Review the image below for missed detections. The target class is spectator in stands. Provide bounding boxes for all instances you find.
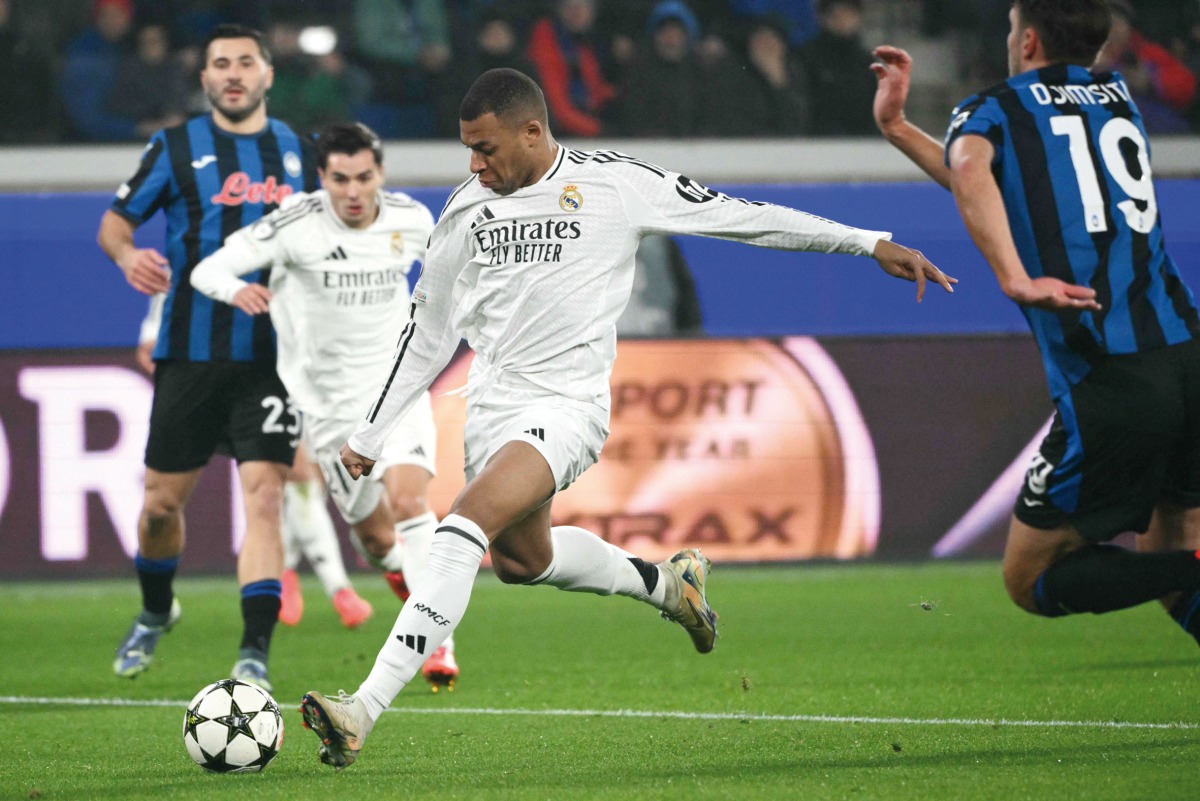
[108,23,189,138]
[352,0,450,109]
[61,0,139,141]
[0,0,60,142]
[445,0,541,57]
[799,0,878,136]
[265,20,370,135]
[1094,0,1197,134]
[1123,0,1199,61]
[729,0,818,47]
[615,0,703,137]
[435,11,535,138]
[701,14,812,137]
[527,0,617,138]
[140,0,267,49]
[921,0,1010,88]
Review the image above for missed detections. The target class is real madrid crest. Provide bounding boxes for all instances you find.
[390,232,404,256]
[559,184,582,212]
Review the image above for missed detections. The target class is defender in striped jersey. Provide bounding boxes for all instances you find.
[873,0,1200,642]
[99,24,318,692]
[191,122,461,690]
[298,68,956,769]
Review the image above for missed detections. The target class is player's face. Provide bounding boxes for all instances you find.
[201,37,273,124]
[461,112,541,196]
[320,150,384,229]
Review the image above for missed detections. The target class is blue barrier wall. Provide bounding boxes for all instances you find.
[3,181,1199,348]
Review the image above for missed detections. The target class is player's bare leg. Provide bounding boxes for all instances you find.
[1004,514,1200,618]
[351,498,406,584]
[113,467,201,677]
[1141,503,1200,645]
[231,460,288,691]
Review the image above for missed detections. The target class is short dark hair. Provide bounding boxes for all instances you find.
[459,68,548,127]
[1013,0,1110,67]
[316,122,384,169]
[203,23,271,65]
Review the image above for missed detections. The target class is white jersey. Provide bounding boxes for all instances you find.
[190,189,435,421]
[349,145,890,459]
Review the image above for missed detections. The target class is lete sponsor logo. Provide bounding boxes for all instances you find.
[211,173,294,206]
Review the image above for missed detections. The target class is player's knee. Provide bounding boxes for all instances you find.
[389,495,428,522]
[241,477,286,523]
[1002,563,1043,615]
[141,489,185,530]
[490,554,539,585]
[355,527,393,559]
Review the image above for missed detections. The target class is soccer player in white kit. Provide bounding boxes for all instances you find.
[299,69,957,769]
[191,122,460,688]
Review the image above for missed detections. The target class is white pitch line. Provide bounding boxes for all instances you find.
[0,695,1195,731]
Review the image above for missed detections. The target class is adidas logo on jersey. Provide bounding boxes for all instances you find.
[410,445,426,457]
[470,205,495,230]
[324,245,349,261]
[523,427,545,441]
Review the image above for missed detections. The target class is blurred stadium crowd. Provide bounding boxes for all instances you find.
[2,0,1198,145]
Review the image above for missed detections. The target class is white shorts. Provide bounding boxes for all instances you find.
[303,392,437,524]
[463,391,609,492]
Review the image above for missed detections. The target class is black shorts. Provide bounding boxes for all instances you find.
[1015,338,1200,541]
[145,360,299,472]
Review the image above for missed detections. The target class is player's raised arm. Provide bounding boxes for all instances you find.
[948,135,1097,311]
[871,45,953,190]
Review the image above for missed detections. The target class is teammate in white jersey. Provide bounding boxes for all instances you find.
[299,69,957,769]
[191,122,460,689]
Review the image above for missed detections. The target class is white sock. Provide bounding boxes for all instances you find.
[284,480,349,597]
[395,511,454,651]
[356,514,487,719]
[529,526,667,607]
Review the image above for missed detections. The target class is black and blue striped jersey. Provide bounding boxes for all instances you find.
[945,64,1200,400]
[111,115,319,363]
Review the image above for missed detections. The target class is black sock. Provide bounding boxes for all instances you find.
[1169,590,1200,647]
[1035,545,1200,617]
[239,580,282,659]
[135,553,178,623]
[627,557,659,595]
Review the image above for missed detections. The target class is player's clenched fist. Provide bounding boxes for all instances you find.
[340,443,376,479]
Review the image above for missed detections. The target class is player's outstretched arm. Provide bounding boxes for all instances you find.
[871,46,952,190]
[948,135,1100,312]
[98,209,170,295]
[872,239,957,302]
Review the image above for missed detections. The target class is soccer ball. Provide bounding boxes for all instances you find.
[182,679,283,773]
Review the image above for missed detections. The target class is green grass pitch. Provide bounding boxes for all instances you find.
[2,561,1197,800]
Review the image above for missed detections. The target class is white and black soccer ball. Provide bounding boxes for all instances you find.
[182,679,283,773]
